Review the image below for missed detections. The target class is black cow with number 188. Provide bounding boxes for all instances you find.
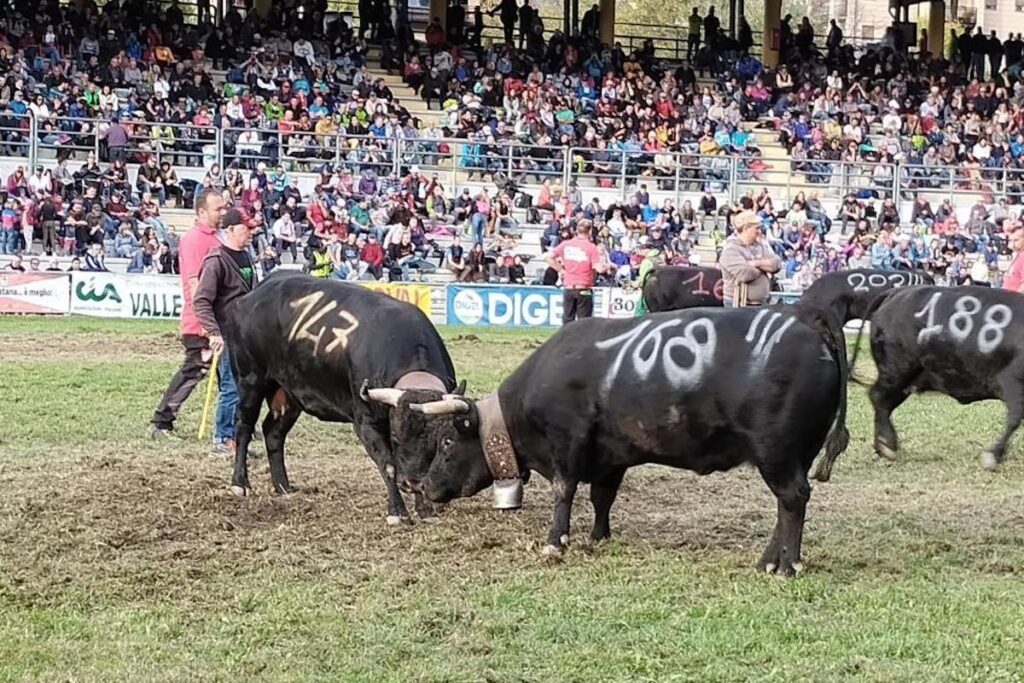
[815,285,1024,480]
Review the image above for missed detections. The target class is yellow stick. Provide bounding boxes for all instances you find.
[197,348,222,441]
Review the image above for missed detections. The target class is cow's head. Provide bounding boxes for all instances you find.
[360,379,468,488]
[407,393,523,509]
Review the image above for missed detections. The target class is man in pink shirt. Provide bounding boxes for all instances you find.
[546,220,606,323]
[149,190,226,439]
[1002,224,1024,293]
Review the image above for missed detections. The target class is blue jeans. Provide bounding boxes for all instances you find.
[1,228,18,254]
[215,348,238,442]
[471,213,487,244]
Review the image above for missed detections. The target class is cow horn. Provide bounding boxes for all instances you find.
[453,380,467,395]
[409,398,471,415]
[365,388,406,407]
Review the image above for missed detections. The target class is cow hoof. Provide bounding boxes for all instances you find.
[230,485,250,498]
[541,544,564,559]
[792,561,805,574]
[386,515,412,526]
[809,461,832,483]
[981,451,1000,471]
[764,562,777,575]
[875,441,898,461]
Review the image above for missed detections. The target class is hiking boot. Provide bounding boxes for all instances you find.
[148,424,181,440]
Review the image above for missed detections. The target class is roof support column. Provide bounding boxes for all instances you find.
[928,0,946,56]
[762,0,781,67]
[598,0,614,45]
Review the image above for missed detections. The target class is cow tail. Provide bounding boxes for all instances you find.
[796,307,849,483]
[848,288,900,386]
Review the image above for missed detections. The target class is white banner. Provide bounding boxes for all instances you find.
[70,272,183,319]
[0,272,70,314]
[602,288,642,319]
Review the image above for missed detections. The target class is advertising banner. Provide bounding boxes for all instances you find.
[0,272,70,314]
[361,282,433,317]
[446,285,563,327]
[70,272,183,319]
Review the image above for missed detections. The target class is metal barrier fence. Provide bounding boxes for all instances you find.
[1,112,1013,208]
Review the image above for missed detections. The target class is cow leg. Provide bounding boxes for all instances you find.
[354,422,412,525]
[757,464,810,577]
[869,379,911,460]
[543,475,579,558]
[230,382,269,497]
[263,403,302,495]
[590,468,626,542]
[981,381,1024,470]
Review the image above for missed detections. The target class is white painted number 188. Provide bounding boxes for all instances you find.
[914,293,1013,354]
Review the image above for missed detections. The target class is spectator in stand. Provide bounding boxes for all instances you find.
[1003,223,1024,292]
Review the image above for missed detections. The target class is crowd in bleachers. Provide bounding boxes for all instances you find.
[0,0,1021,288]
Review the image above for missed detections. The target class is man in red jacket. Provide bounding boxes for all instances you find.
[360,233,385,280]
[1003,222,1024,293]
[149,190,226,439]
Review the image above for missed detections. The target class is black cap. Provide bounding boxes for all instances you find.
[221,208,246,230]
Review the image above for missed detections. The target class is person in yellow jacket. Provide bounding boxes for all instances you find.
[306,242,333,279]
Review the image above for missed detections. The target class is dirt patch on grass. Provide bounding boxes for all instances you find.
[1,443,1021,610]
[0,331,183,362]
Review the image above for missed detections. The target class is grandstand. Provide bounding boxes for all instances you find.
[0,0,1018,288]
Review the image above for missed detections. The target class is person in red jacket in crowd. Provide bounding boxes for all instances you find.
[360,233,385,279]
[425,17,446,52]
[1003,222,1024,293]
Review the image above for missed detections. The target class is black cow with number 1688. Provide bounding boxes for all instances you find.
[403,305,850,577]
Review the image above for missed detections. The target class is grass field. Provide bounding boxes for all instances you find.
[3,317,1024,682]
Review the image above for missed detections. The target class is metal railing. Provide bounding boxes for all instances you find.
[3,111,1019,213]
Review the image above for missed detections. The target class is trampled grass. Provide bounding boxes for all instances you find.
[1,316,1024,682]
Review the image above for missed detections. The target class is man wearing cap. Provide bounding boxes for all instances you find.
[193,209,257,454]
[719,210,780,307]
[149,190,226,440]
[546,219,606,323]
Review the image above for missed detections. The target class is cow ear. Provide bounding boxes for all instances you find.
[453,407,478,436]
[453,380,467,396]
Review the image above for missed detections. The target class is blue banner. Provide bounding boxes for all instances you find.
[446,285,563,327]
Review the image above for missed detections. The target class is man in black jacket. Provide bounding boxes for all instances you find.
[192,208,255,454]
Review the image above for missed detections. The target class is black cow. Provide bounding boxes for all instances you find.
[409,307,849,576]
[225,272,464,524]
[857,285,1024,472]
[641,266,724,312]
[799,269,934,323]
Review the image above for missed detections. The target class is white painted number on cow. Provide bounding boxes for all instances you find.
[914,292,943,343]
[914,293,1013,354]
[979,304,1013,354]
[595,318,717,394]
[288,292,361,356]
[745,309,796,374]
[949,296,982,342]
[848,272,921,293]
